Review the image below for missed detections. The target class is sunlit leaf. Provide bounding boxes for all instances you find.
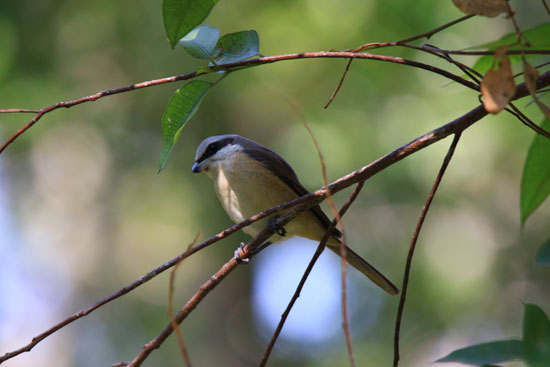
[452,0,508,17]
[436,339,523,365]
[159,80,212,171]
[471,23,550,74]
[480,46,515,114]
[520,119,550,225]
[536,239,550,266]
[163,0,218,49]
[212,30,260,65]
[178,25,220,59]
[523,304,550,366]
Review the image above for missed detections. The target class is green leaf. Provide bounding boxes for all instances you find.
[159,80,212,171]
[536,239,550,266]
[471,22,550,74]
[520,119,550,225]
[211,30,260,65]
[163,0,218,49]
[523,304,550,367]
[178,25,220,59]
[436,339,523,365]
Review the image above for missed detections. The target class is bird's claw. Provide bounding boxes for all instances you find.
[268,216,287,237]
[234,242,249,264]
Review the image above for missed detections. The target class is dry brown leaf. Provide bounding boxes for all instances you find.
[452,0,508,17]
[480,46,515,114]
[535,99,550,120]
[523,59,550,119]
[523,59,539,95]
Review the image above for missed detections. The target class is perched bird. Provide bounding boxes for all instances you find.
[192,134,398,295]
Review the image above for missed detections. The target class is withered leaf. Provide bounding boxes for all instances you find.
[452,0,508,17]
[480,46,515,114]
[523,59,550,119]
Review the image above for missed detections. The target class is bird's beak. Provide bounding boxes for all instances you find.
[192,162,202,173]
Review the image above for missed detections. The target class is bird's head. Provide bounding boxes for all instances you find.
[192,134,243,174]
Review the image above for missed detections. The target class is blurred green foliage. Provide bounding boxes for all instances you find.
[436,304,550,366]
[1,0,549,366]
[521,119,550,225]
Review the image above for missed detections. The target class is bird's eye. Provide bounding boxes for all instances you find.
[207,143,217,152]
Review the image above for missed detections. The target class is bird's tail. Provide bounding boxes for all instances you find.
[327,243,399,295]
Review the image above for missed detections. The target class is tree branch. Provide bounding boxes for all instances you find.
[352,14,476,52]
[0,51,479,154]
[393,133,462,367]
[298,105,354,366]
[259,181,365,367]
[126,189,328,366]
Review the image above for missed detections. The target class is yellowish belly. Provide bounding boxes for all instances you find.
[211,154,325,242]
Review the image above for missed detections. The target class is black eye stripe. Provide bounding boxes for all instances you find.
[197,137,235,163]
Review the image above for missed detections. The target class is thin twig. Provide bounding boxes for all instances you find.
[353,14,475,52]
[507,102,550,138]
[294,102,354,366]
[259,182,365,367]
[168,236,199,367]
[324,15,475,108]
[543,0,550,16]
[413,44,483,84]
[418,48,550,56]
[325,58,353,109]
[0,50,481,154]
[259,243,326,367]
[513,61,550,79]
[504,2,528,47]
[0,109,41,114]
[393,133,462,367]
[0,71,201,154]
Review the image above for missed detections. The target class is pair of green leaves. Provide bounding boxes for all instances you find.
[437,304,550,366]
[159,0,261,171]
[179,25,260,65]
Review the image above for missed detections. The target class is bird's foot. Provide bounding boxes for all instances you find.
[234,242,249,264]
[268,216,287,237]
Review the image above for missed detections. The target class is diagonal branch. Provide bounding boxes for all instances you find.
[392,133,462,367]
[259,181,365,367]
[125,189,330,366]
[298,104,354,365]
[324,58,353,109]
[168,237,199,367]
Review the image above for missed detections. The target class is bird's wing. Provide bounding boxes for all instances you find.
[243,145,341,239]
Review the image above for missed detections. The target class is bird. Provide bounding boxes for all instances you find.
[192,134,399,295]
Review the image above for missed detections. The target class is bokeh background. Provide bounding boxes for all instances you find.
[1,0,549,366]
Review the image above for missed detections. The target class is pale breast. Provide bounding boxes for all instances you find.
[212,153,300,237]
